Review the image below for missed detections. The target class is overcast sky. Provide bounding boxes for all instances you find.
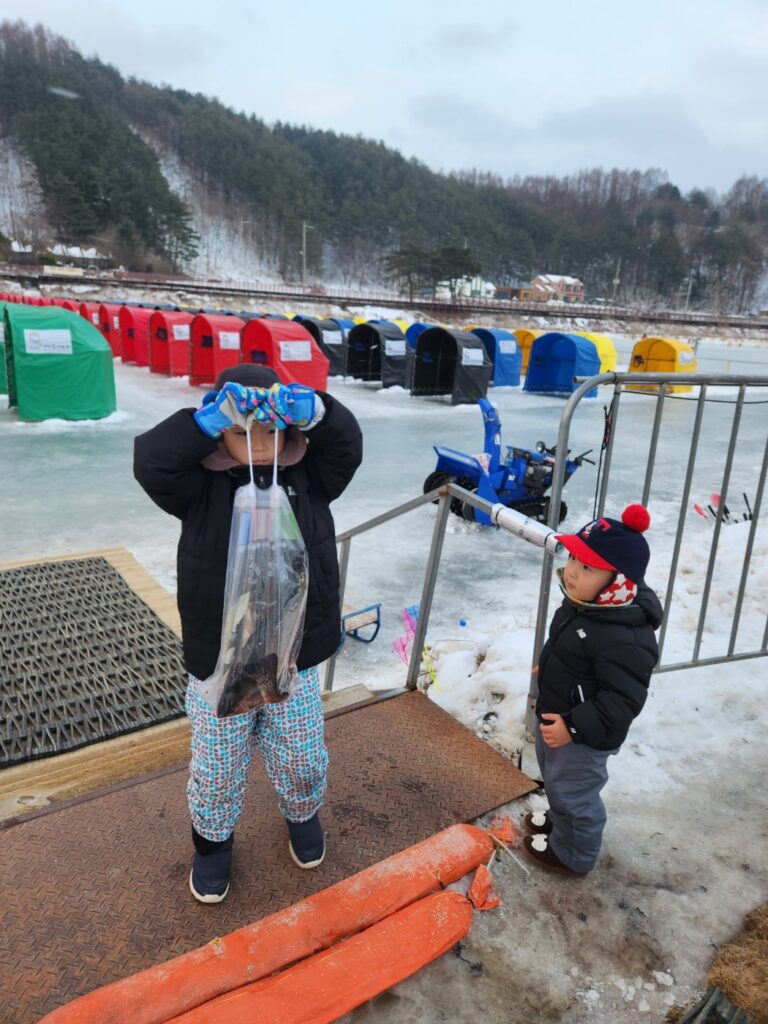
[6,0,767,194]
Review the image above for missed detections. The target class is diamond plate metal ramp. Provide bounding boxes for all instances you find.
[0,690,536,1023]
[0,555,186,767]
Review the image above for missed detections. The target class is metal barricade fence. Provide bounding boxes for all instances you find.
[326,372,768,738]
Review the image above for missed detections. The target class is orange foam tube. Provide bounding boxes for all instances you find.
[167,891,473,1024]
[39,824,493,1024]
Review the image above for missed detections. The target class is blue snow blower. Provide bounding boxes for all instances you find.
[423,398,594,525]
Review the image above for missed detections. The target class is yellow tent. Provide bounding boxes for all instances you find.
[513,329,545,373]
[353,316,367,324]
[393,319,411,333]
[575,332,617,373]
[628,336,697,394]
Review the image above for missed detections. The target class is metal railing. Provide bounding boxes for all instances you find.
[527,371,768,732]
[324,489,560,693]
[326,371,768,742]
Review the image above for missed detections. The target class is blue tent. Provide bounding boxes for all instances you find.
[406,322,431,348]
[469,327,521,387]
[523,333,601,398]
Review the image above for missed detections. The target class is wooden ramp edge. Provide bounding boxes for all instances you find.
[0,548,373,822]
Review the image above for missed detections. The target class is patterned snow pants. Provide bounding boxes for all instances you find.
[185,666,328,843]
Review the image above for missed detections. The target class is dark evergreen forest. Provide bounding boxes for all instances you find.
[1,22,766,311]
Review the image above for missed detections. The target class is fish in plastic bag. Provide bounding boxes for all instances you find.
[198,474,309,718]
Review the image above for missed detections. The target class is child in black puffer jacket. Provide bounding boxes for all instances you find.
[523,504,663,877]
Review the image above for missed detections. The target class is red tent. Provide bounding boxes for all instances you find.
[149,310,195,376]
[240,319,329,390]
[118,307,154,365]
[79,302,102,330]
[98,303,123,357]
[50,298,79,312]
[189,314,245,387]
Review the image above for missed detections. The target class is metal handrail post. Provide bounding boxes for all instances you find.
[524,374,614,736]
[324,536,352,691]
[730,430,768,654]
[406,492,451,689]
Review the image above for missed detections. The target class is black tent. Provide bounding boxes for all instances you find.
[410,327,491,405]
[294,316,346,375]
[346,322,408,386]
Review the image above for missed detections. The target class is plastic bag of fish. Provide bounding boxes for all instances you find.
[198,480,308,717]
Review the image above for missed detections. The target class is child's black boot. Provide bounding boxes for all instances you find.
[287,812,325,869]
[189,827,233,903]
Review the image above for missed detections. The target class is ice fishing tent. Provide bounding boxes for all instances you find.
[575,332,617,373]
[346,322,408,387]
[0,301,7,395]
[513,328,545,374]
[97,303,123,357]
[628,336,697,394]
[523,333,601,398]
[79,302,102,332]
[149,311,195,376]
[3,304,116,420]
[241,318,329,389]
[118,306,154,365]
[411,328,492,405]
[189,314,246,387]
[406,322,431,347]
[467,327,521,387]
[294,315,346,376]
[52,298,79,313]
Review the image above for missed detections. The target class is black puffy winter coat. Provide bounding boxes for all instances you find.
[535,583,663,750]
[133,393,363,680]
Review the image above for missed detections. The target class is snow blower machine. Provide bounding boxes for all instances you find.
[423,398,594,525]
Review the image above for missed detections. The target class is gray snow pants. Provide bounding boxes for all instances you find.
[535,725,619,873]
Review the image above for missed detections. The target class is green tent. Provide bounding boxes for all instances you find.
[4,304,116,420]
[0,301,7,396]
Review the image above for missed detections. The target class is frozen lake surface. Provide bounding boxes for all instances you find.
[1,331,767,1023]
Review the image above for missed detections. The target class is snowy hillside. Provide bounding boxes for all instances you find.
[0,135,53,242]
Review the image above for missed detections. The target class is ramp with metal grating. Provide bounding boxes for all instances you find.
[0,556,186,767]
[1,689,537,1023]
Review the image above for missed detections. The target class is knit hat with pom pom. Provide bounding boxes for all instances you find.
[556,504,652,584]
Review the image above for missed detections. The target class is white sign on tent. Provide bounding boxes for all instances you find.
[23,329,73,355]
[461,348,484,366]
[280,341,312,361]
[218,331,240,350]
[173,324,191,340]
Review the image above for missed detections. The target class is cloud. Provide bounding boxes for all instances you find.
[408,93,520,146]
[436,20,517,52]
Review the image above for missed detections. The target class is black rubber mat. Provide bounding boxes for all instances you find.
[1,690,537,1023]
[0,556,186,767]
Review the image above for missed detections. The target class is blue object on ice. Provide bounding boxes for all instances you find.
[523,333,600,398]
[468,328,522,387]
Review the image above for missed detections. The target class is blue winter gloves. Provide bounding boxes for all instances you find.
[193,382,250,439]
[194,381,318,438]
[257,383,317,429]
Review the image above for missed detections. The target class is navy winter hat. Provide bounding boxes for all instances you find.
[214,364,281,390]
[556,504,652,583]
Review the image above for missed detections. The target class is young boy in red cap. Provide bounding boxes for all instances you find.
[523,504,663,877]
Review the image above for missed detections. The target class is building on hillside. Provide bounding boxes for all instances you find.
[494,282,533,302]
[531,274,585,303]
[46,244,113,269]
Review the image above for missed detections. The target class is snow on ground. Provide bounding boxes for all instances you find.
[1,337,766,1023]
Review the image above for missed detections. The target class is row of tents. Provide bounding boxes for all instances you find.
[0,292,698,420]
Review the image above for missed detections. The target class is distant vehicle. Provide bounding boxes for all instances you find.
[423,398,594,525]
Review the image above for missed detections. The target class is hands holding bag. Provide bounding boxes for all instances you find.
[248,383,318,430]
[194,380,320,438]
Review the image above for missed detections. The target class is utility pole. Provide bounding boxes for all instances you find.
[684,262,695,312]
[301,221,314,289]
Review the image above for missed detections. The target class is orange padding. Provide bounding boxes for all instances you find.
[166,891,473,1024]
[39,824,493,1024]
